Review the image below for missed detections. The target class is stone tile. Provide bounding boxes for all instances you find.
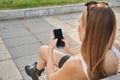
[23,17,47,24]
[112,8,120,13]
[36,32,49,40]
[43,16,65,25]
[65,31,80,44]
[14,54,38,71]
[0,23,25,37]
[23,18,53,29]
[0,25,30,39]
[56,14,72,21]
[23,21,45,29]
[41,39,49,45]
[8,42,40,58]
[22,19,54,35]
[65,34,80,47]
[4,35,38,48]
[43,19,76,32]
[0,19,22,27]
[52,23,77,32]
[68,13,81,19]
[0,31,30,40]
[0,43,11,60]
[65,19,78,27]
[115,40,120,46]
[0,59,23,80]
[43,16,77,32]
[29,23,54,34]
[36,33,50,45]
[21,71,32,80]
[0,24,25,33]
[0,37,3,44]
[116,13,120,27]
[116,34,120,40]
[56,13,79,27]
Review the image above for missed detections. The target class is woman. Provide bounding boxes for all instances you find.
[25,1,120,80]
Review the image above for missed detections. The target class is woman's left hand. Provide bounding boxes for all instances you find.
[49,32,58,50]
[62,38,70,52]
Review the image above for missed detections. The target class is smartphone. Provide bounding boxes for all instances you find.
[53,28,65,48]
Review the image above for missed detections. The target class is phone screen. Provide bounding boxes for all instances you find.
[53,29,64,48]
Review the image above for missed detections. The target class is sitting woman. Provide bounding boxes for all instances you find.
[25,1,120,80]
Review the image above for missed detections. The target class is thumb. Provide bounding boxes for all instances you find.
[54,39,58,44]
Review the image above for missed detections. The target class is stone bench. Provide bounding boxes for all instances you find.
[102,73,120,80]
[39,73,120,80]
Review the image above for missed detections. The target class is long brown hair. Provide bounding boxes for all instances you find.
[81,4,116,79]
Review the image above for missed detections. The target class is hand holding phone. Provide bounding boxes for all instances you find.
[53,28,65,48]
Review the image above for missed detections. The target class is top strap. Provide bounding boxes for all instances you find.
[80,56,90,80]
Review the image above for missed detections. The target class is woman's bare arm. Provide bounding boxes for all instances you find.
[47,56,88,80]
[62,38,79,55]
[47,58,78,80]
[64,48,79,55]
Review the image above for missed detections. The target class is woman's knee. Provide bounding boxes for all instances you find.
[39,45,49,56]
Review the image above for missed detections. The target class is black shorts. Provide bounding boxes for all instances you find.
[58,55,70,68]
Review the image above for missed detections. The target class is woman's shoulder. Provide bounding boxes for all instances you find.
[63,55,88,80]
[66,55,82,68]
[62,55,84,73]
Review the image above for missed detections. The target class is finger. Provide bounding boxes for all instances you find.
[62,37,68,41]
[54,38,58,42]
[63,37,67,40]
[62,39,67,43]
[51,31,54,38]
[50,31,54,40]
[53,39,58,47]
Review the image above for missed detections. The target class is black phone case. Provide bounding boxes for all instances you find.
[53,29,64,48]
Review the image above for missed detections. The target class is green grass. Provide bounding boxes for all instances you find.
[0,0,90,10]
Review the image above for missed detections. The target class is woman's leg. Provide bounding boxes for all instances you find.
[25,45,66,80]
[36,45,66,70]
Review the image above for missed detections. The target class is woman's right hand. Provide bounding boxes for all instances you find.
[49,32,58,50]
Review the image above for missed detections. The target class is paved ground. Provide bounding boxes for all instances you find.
[0,7,120,80]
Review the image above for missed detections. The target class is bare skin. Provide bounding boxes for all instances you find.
[36,45,88,80]
[36,15,120,80]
